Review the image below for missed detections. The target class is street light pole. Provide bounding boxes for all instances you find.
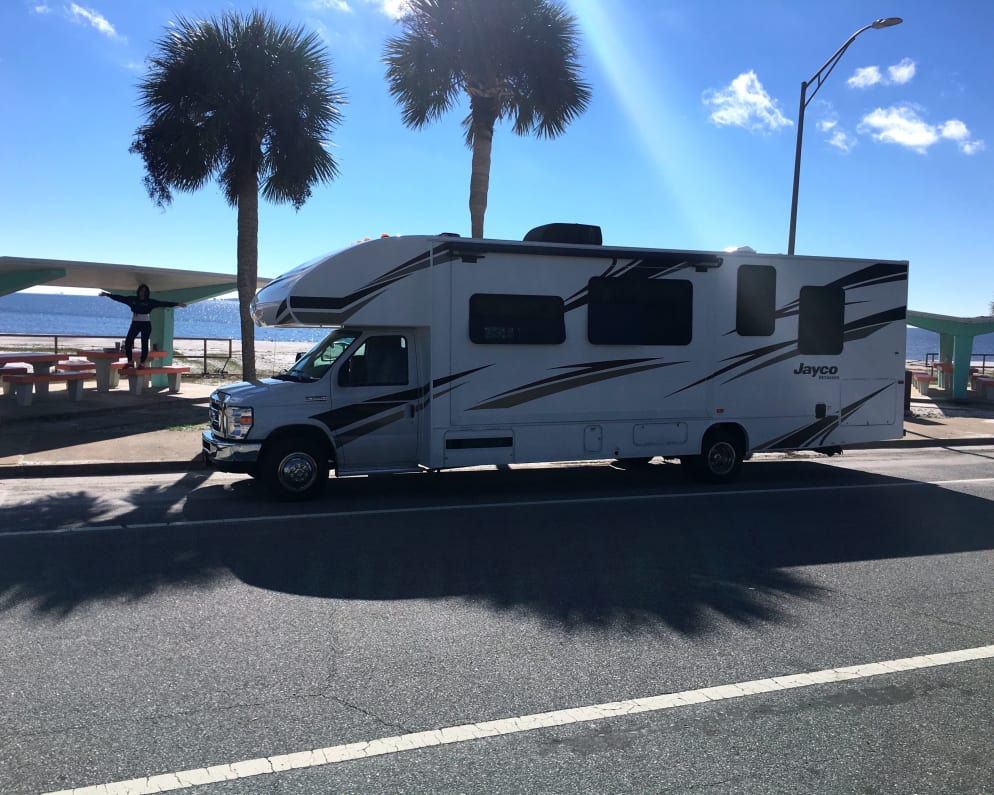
[786,17,902,256]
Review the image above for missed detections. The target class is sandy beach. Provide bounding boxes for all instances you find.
[0,334,312,379]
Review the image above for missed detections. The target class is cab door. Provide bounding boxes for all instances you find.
[330,331,420,473]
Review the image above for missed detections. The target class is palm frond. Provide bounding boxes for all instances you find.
[384,0,589,142]
[384,33,460,129]
[131,9,345,209]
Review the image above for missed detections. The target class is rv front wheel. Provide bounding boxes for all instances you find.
[692,430,744,484]
[261,436,330,501]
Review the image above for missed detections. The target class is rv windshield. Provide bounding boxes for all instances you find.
[274,330,358,382]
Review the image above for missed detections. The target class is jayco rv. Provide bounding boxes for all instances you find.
[202,224,908,499]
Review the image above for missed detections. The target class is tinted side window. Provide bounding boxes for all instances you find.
[798,286,844,355]
[338,335,409,387]
[587,277,692,345]
[736,265,776,336]
[469,293,565,344]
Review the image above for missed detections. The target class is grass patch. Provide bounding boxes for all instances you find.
[166,422,210,432]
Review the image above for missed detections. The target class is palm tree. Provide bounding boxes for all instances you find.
[384,0,590,239]
[130,10,345,380]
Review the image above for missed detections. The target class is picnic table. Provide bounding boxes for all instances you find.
[933,361,954,390]
[76,349,167,391]
[0,352,70,395]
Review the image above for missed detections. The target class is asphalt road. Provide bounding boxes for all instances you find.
[2,447,993,794]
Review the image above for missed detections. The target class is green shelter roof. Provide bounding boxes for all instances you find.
[907,310,994,337]
[0,256,269,303]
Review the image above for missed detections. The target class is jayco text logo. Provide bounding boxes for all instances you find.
[793,363,839,378]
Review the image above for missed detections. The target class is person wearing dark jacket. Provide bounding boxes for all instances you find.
[100,284,186,369]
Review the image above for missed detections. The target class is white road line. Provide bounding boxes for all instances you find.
[4,476,994,539]
[43,643,994,795]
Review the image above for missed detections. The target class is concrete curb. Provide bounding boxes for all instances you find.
[846,437,994,450]
[2,459,208,478]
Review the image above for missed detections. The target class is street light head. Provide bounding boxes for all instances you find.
[871,17,903,29]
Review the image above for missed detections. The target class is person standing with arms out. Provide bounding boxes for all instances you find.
[100,284,186,369]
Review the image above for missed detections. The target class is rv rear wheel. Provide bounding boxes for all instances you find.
[261,436,330,501]
[689,429,743,484]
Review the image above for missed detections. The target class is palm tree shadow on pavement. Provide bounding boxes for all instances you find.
[7,461,994,635]
[224,514,823,635]
[0,464,829,633]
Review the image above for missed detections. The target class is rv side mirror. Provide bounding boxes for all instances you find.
[295,351,305,362]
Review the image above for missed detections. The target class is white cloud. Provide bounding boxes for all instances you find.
[312,0,353,11]
[858,105,984,155]
[848,59,916,89]
[702,71,792,133]
[312,0,407,17]
[351,0,409,18]
[888,57,916,85]
[816,116,855,152]
[32,3,53,13]
[940,120,986,154]
[858,106,938,152]
[381,0,411,18]
[939,119,968,141]
[826,129,857,152]
[68,3,122,40]
[847,66,882,89]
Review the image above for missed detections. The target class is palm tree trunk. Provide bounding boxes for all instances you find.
[469,96,497,239]
[236,174,259,381]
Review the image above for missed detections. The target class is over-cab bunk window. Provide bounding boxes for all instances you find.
[798,285,845,355]
[587,277,692,345]
[736,265,776,336]
[469,293,566,344]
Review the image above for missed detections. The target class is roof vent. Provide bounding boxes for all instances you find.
[523,223,602,246]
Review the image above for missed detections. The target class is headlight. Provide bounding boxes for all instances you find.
[221,402,254,440]
[210,391,254,440]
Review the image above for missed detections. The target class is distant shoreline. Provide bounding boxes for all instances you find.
[0,334,309,378]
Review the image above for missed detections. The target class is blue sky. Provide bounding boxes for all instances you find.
[1,0,991,315]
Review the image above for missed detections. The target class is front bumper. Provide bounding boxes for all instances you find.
[202,430,263,472]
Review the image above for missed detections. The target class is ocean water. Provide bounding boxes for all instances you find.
[0,293,323,343]
[1,293,993,362]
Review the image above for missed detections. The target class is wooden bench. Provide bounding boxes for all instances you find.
[58,360,98,373]
[107,360,129,389]
[910,372,933,394]
[1,365,29,397]
[125,365,191,395]
[974,375,994,400]
[4,372,91,406]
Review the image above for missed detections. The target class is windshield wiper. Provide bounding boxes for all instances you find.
[272,372,318,383]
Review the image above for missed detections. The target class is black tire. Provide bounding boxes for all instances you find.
[261,436,330,501]
[693,429,744,484]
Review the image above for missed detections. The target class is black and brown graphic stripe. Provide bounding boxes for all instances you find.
[669,305,907,398]
[469,358,685,410]
[756,382,896,450]
[308,366,489,446]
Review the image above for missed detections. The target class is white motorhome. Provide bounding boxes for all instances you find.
[202,224,908,499]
